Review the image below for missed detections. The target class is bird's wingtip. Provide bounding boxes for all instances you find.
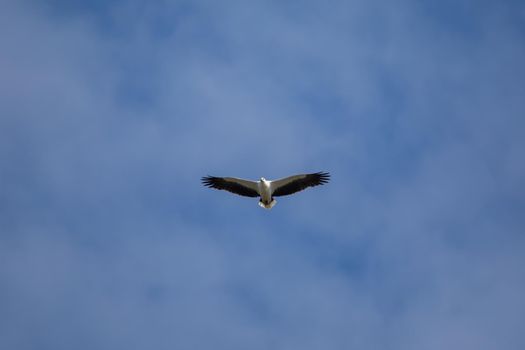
[316,171,330,184]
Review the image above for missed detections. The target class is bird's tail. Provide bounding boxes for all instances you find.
[258,199,276,209]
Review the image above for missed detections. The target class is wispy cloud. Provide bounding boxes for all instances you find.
[1,0,524,349]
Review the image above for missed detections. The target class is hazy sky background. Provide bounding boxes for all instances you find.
[1,0,524,349]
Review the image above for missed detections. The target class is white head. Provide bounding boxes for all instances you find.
[260,177,266,182]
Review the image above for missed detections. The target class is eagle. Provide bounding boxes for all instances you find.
[201,172,330,209]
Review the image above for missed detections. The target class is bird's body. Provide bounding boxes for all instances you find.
[202,172,330,209]
[257,178,275,209]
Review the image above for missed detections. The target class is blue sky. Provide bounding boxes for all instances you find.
[1,0,524,349]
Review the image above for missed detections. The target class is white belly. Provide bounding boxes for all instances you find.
[257,180,276,209]
[258,180,272,202]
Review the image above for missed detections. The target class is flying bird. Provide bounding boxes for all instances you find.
[201,172,330,209]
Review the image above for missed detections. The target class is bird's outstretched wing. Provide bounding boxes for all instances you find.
[201,176,260,197]
[271,172,330,197]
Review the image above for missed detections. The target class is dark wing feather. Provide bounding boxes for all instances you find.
[272,172,330,197]
[201,176,259,197]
